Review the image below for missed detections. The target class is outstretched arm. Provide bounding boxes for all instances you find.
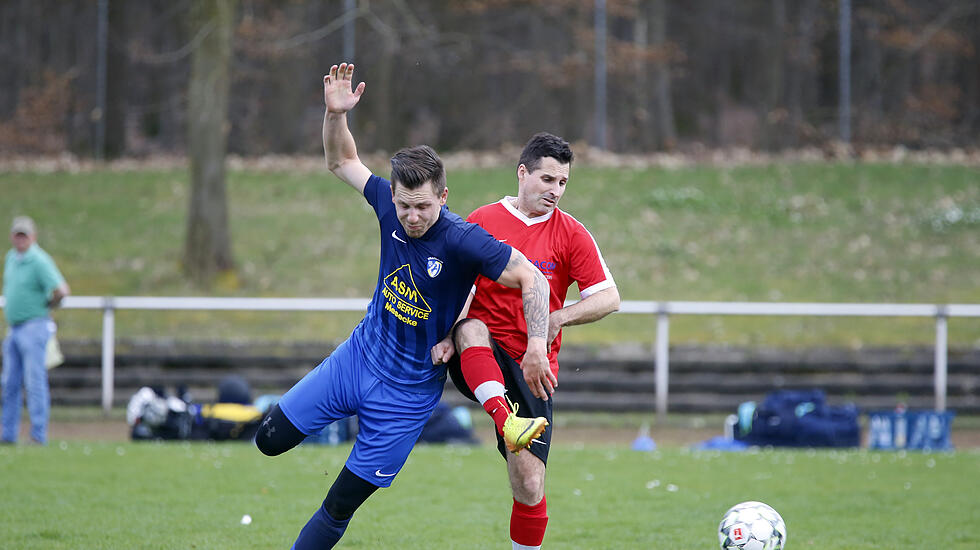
[323,62,372,194]
[494,247,555,401]
[547,286,620,344]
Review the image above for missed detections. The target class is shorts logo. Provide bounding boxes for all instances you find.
[426,257,443,278]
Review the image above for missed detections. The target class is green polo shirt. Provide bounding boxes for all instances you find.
[3,244,66,325]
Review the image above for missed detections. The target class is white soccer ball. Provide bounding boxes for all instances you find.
[718,501,786,550]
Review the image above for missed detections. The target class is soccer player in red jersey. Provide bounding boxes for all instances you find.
[434,133,620,549]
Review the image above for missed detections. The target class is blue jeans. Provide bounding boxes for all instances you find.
[2,317,52,444]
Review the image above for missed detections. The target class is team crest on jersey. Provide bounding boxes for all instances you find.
[426,257,443,278]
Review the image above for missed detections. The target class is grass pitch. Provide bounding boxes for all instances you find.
[1,440,977,549]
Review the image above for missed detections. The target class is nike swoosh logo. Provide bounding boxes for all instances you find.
[499,239,507,242]
[518,423,535,441]
[391,230,406,244]
[375,469,397,477]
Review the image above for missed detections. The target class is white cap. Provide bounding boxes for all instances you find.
[11,216,36,236]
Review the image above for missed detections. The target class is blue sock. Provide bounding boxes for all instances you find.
[291,504,351,550]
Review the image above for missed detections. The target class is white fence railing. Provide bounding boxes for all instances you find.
[3,296,978,415]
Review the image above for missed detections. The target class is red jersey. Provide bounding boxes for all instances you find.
[466,197,615,373]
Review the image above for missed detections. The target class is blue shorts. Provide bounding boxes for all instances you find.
[277,338,443,488]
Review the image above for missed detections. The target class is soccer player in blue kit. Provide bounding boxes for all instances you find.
[254,62,552,549]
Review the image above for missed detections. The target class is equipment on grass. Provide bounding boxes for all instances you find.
[127,386,193,440]
[867,409,954,451]
[718,500,787,550]
[736,389,859,448]
[417,402,478,444]
[126,380,263,441]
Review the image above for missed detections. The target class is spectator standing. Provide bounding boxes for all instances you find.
[2,216,70,445]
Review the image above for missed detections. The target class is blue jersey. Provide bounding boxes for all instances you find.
[350,175,511,392]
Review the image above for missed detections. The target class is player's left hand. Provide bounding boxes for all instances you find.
[431,335,455,365]
[521,338,556,400]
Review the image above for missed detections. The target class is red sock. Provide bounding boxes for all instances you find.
[511,496,548,548]
[482,396,510,436]
[460,346,510,434]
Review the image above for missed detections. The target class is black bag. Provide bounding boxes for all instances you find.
[417,402,478,445]
[736,389,860,447]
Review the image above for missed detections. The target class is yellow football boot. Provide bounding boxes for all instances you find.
[501,399,548,454]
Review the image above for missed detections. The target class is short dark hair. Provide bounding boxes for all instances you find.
[390,145,446,194]
[518,132,574,174]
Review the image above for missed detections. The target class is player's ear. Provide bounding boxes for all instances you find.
[440,186,448,205]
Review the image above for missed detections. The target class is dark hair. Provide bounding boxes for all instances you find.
[390,145,446,194]
[518,132,574,174]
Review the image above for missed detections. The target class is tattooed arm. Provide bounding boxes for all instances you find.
[493,247,555,400]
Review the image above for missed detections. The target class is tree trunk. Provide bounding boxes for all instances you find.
[863,9,884,139]
[633,1,651,150]
[105,0,128,158]
[184,0,237,284]
[787,0,818,146]
[764,0,786,149]
[964,0,980,135]
[650,0,676,150]
[711,2,733,146]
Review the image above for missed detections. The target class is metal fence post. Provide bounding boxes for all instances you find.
[934,307,948,412]
[101,298,115,414]
[655,308,670,422]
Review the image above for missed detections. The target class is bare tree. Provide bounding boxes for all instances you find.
[786,0,819,146]
[649,0,676,150]
[762,0,786,149]
[104,0,128,158]
[3,0,980,154]
[184,0,237,284]
[967,0,980,134]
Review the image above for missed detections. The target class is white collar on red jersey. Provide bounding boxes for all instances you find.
[499,196,555,226]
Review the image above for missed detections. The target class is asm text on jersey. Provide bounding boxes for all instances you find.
[381,264,432,326]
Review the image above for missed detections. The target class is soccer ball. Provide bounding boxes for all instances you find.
[718,501,786,550]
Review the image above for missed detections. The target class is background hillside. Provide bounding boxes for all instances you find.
[3,159,977,348]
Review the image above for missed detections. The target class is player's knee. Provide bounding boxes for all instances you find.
[255,405,305,456]
[255,433,281,456]
[452,318,491,350]
[324,466,379,520]
[323,495,357,521]
[254,424,283,456]
[514,473,546,502]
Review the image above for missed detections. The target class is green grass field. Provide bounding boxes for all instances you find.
[2,162,979,347]
[1,440,978,549]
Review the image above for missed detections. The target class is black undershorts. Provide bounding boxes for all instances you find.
[446,336,553,465]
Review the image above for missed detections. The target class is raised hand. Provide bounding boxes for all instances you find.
[324,62,366,114]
